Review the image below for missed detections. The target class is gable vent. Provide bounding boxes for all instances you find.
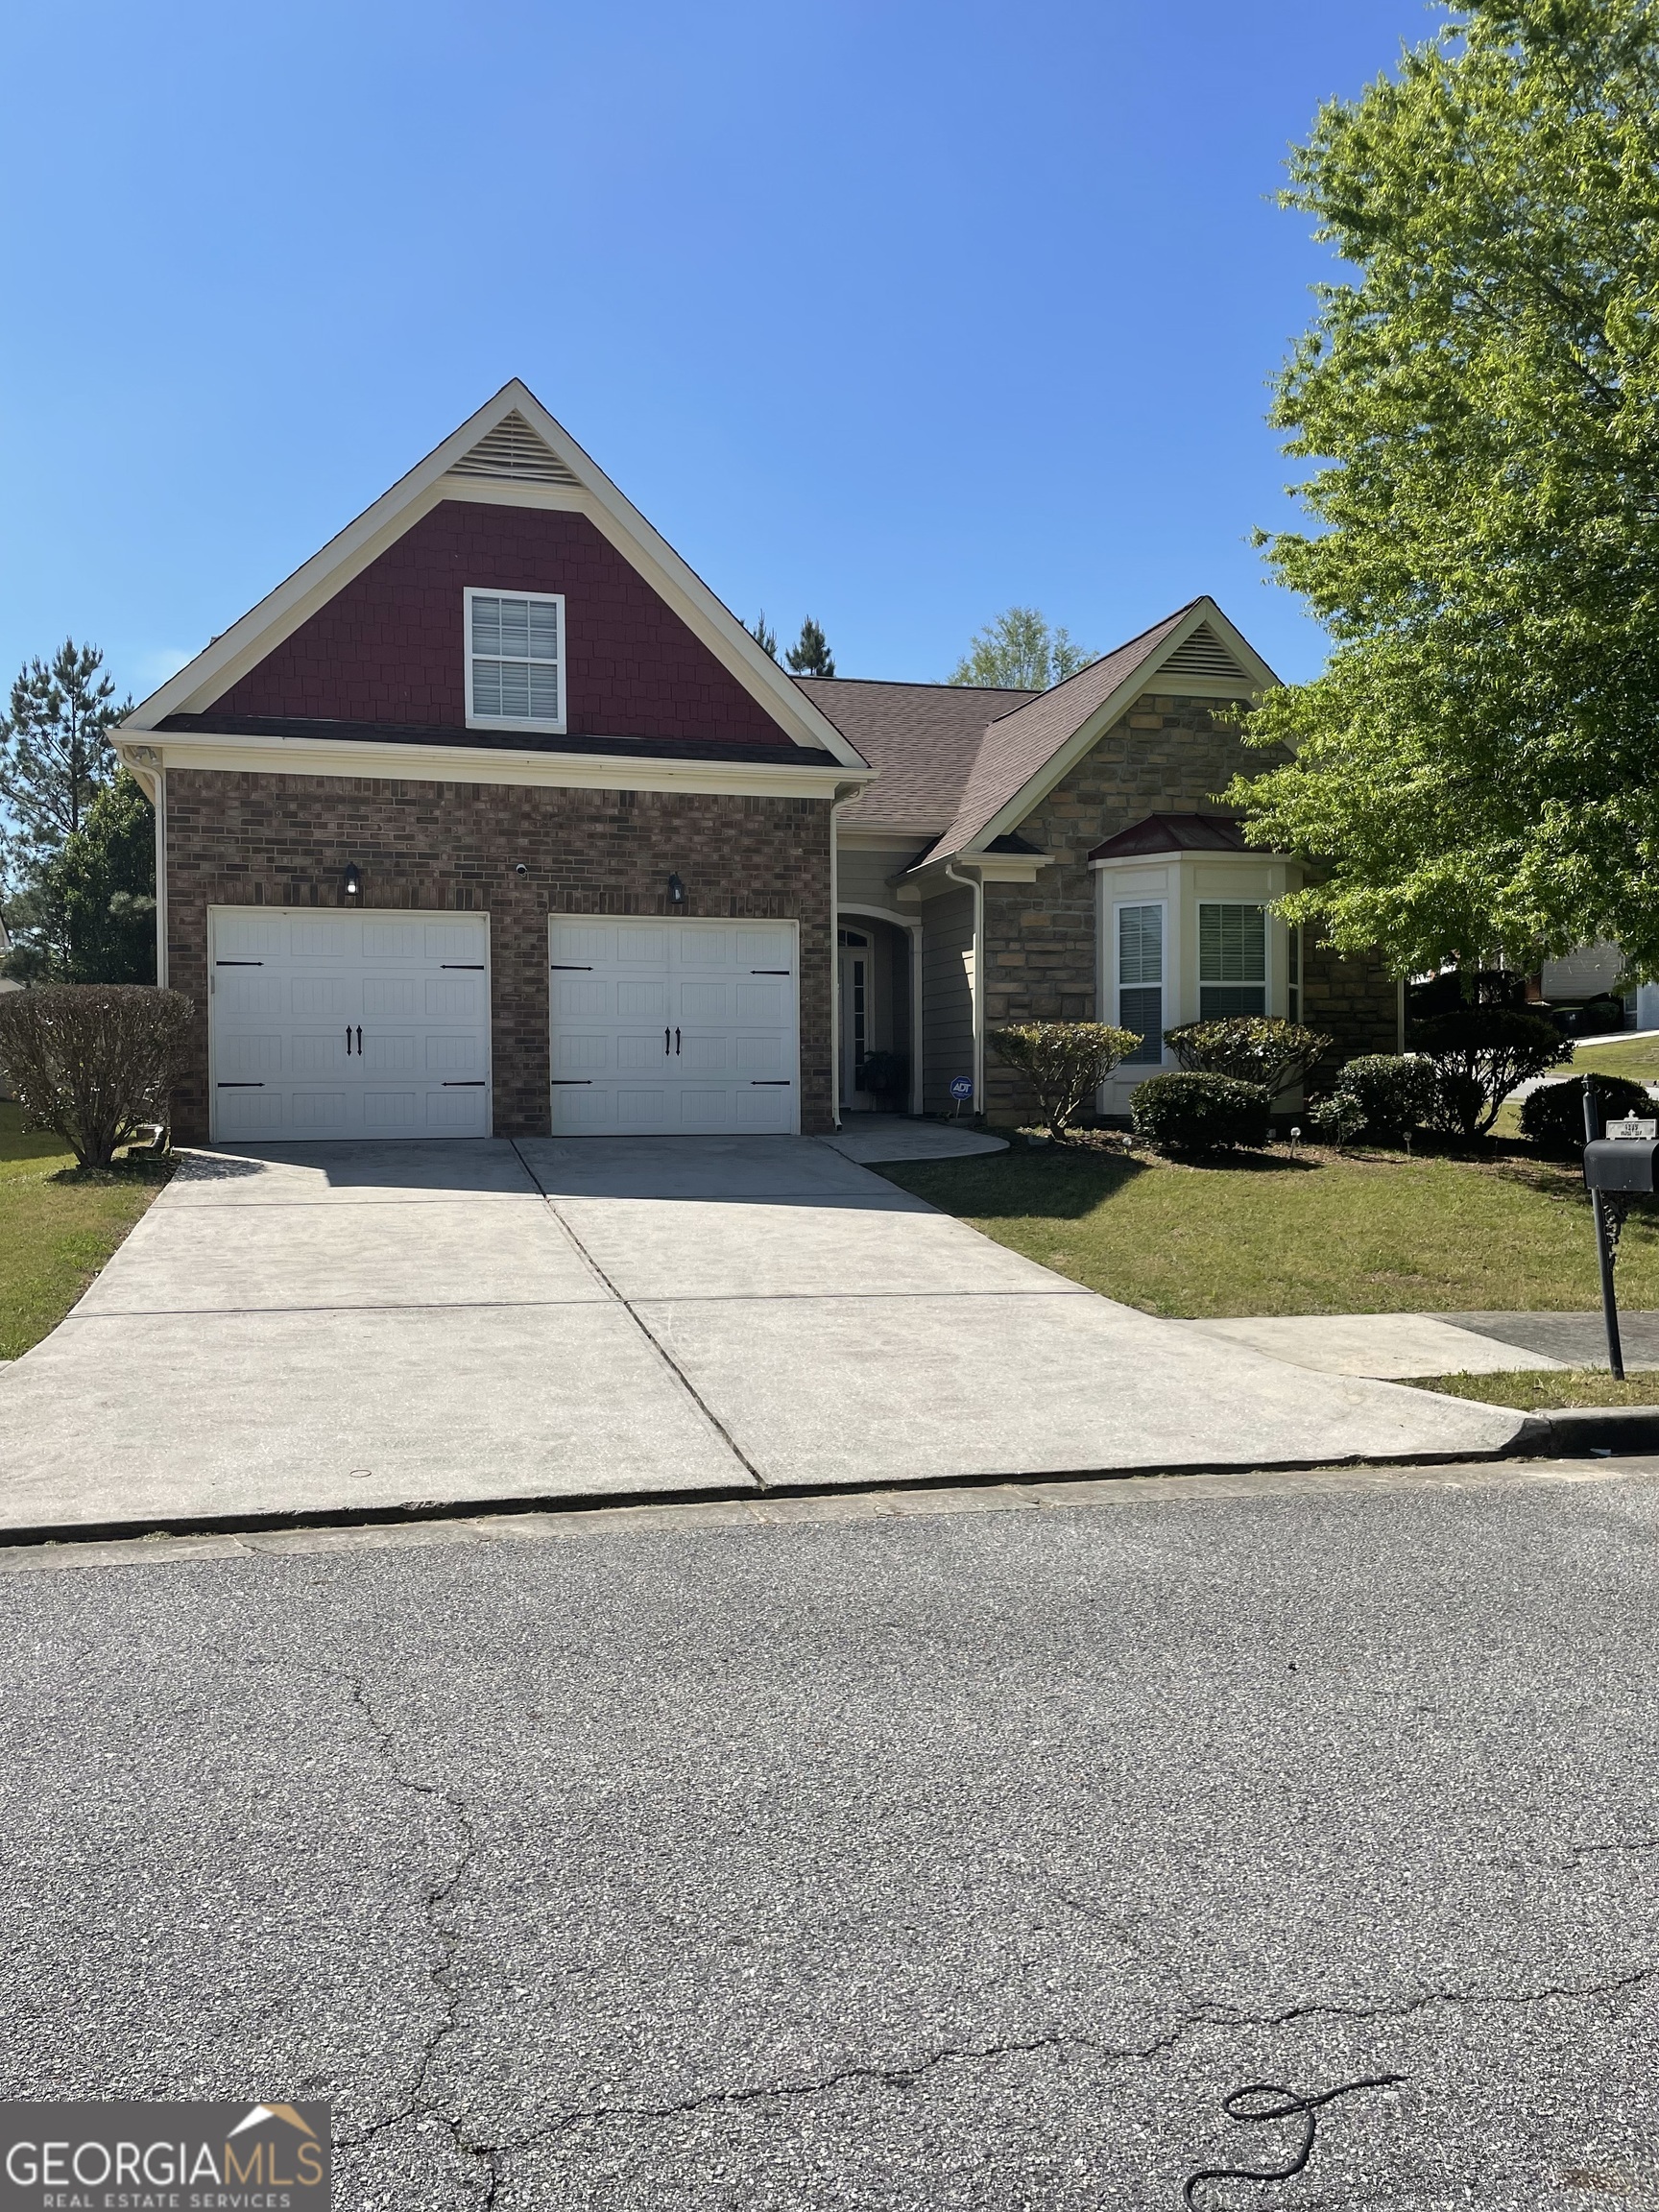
[1160,623,1249,684]
[450,411,581,486]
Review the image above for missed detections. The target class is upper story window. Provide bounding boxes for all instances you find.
[1199,902,1266,1018]
[465,589,565,733]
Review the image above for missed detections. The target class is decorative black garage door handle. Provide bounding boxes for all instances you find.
[550,964,592,971]
[443,1081,486,1087]
[751,1080,790,1086]
[346,1027,352,1054]
[664,1027,670,1054]
[675,1028,681,1054]
[356,1025,363,1055]
[441,963,485,970]
[216,1082,264,1088]
[216,959,263,967]
[751,969,790,975]
[550,1080,592,1086]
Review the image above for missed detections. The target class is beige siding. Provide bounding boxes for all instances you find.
[922,888,975,1113]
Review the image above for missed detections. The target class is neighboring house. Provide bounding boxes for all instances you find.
[0,918,18,992]
[113,381,1399,1146]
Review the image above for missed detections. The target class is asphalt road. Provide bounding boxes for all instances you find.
[2,1461,1657,2209]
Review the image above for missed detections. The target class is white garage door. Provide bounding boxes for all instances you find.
[208,906,492,1142]
[549,916,798,1135]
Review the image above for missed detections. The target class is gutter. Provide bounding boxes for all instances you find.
[944,858,985,1114]
[829,781,865,1129]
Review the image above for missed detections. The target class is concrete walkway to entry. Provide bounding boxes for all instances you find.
[0,1136,1526,1538]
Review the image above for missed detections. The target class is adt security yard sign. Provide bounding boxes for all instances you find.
[950,1075,974,1118]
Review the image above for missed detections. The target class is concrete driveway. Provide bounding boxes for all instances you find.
[0,1137,1525,1535]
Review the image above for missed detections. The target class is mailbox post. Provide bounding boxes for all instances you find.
[1580,1073,1659,1379]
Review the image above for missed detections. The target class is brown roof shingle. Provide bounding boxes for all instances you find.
[790,676,1036,833]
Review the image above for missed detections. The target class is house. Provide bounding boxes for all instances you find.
[113,381,1400,1146]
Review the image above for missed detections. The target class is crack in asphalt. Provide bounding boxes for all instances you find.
[211,1642,1657,2194]
[209,1643,503,2208]
[411,1962,1657,2172]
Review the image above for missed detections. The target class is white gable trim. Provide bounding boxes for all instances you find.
[956,598,1277,859]
[120,379,865,768]
[115,728,866,803]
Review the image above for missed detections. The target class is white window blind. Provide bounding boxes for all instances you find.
[1118,903,1164,1065]
[468,591,563,726]
[1199,902,1266,1018]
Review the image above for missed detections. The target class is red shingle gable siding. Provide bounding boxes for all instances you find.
[208,500,790,745]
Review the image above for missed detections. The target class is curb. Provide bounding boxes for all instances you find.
[1508,1407,1659,1455]
[0,1424,1638,1553]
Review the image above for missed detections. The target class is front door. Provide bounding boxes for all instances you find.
[839,929,872,1111]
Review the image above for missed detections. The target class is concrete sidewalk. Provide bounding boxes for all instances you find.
[1185,1309,1659,1378]
[0,1136,1526,1540]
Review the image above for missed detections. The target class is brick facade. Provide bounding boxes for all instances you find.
[974,693,1399,1122]
[164,768,833,1142]
[211,501,789,747]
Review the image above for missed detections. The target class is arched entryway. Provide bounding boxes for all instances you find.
[836,911,920,1114]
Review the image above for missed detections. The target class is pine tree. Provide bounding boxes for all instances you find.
[0,642,147,982]
[785,617,835,677]
[748,612,780,661]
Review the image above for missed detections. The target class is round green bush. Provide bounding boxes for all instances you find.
[1327,1054,1439,1143]
[1520,1073,1654,1155]
[1130,1071,1272,1153]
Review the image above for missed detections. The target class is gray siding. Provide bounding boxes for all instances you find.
[922,887,975,1114]
[837,842,922,914]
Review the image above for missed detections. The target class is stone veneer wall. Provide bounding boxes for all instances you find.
[164,768,833,1142]
[976,693,1398,1122]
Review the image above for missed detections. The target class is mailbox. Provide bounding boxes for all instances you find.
[1584,1138,1659,1194]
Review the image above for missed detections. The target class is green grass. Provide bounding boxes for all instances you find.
[0,1102,173,1359]
[878,1142,1659,1318]
[1406,1369,1659,1410]
[1565,1034,1659,1083]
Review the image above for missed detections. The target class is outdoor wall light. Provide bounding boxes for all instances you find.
[667,873,686,905]
[515,862,528,878]
[343,862,364,900]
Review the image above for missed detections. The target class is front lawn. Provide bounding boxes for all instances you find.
[878,1142,1659,1318]
[0,1102,172,1359]
[1564,1034,1659,1084]
[1407,1369,1659,1410]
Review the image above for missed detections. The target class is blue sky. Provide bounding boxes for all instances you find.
[0,1,1442,707]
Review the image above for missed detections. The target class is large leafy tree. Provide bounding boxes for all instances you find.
[950,607,1094,690]
[1231,0,1659,978]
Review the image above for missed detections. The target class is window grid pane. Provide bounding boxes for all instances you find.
[1118,903,1163,986]
[1199,903,1265,984]
[469,593,561,723]
[1120,986,1163,1062]
[1200,985,1266,1019]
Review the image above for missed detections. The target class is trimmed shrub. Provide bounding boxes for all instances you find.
[1309,1093,1368,1150]
[1521,1073,1654,1156]
[1413,1006,1565,1139]
[1324,1054,1439,1144]
[1164,1016,1333,1098]
[1130,1071,1273,1153]
[0,984,194,1167]
[990,1021,1142,1142]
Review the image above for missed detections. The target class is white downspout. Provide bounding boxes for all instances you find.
[944,858,984,1116]
[828,781,862,1129]
[152,764,168,988]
